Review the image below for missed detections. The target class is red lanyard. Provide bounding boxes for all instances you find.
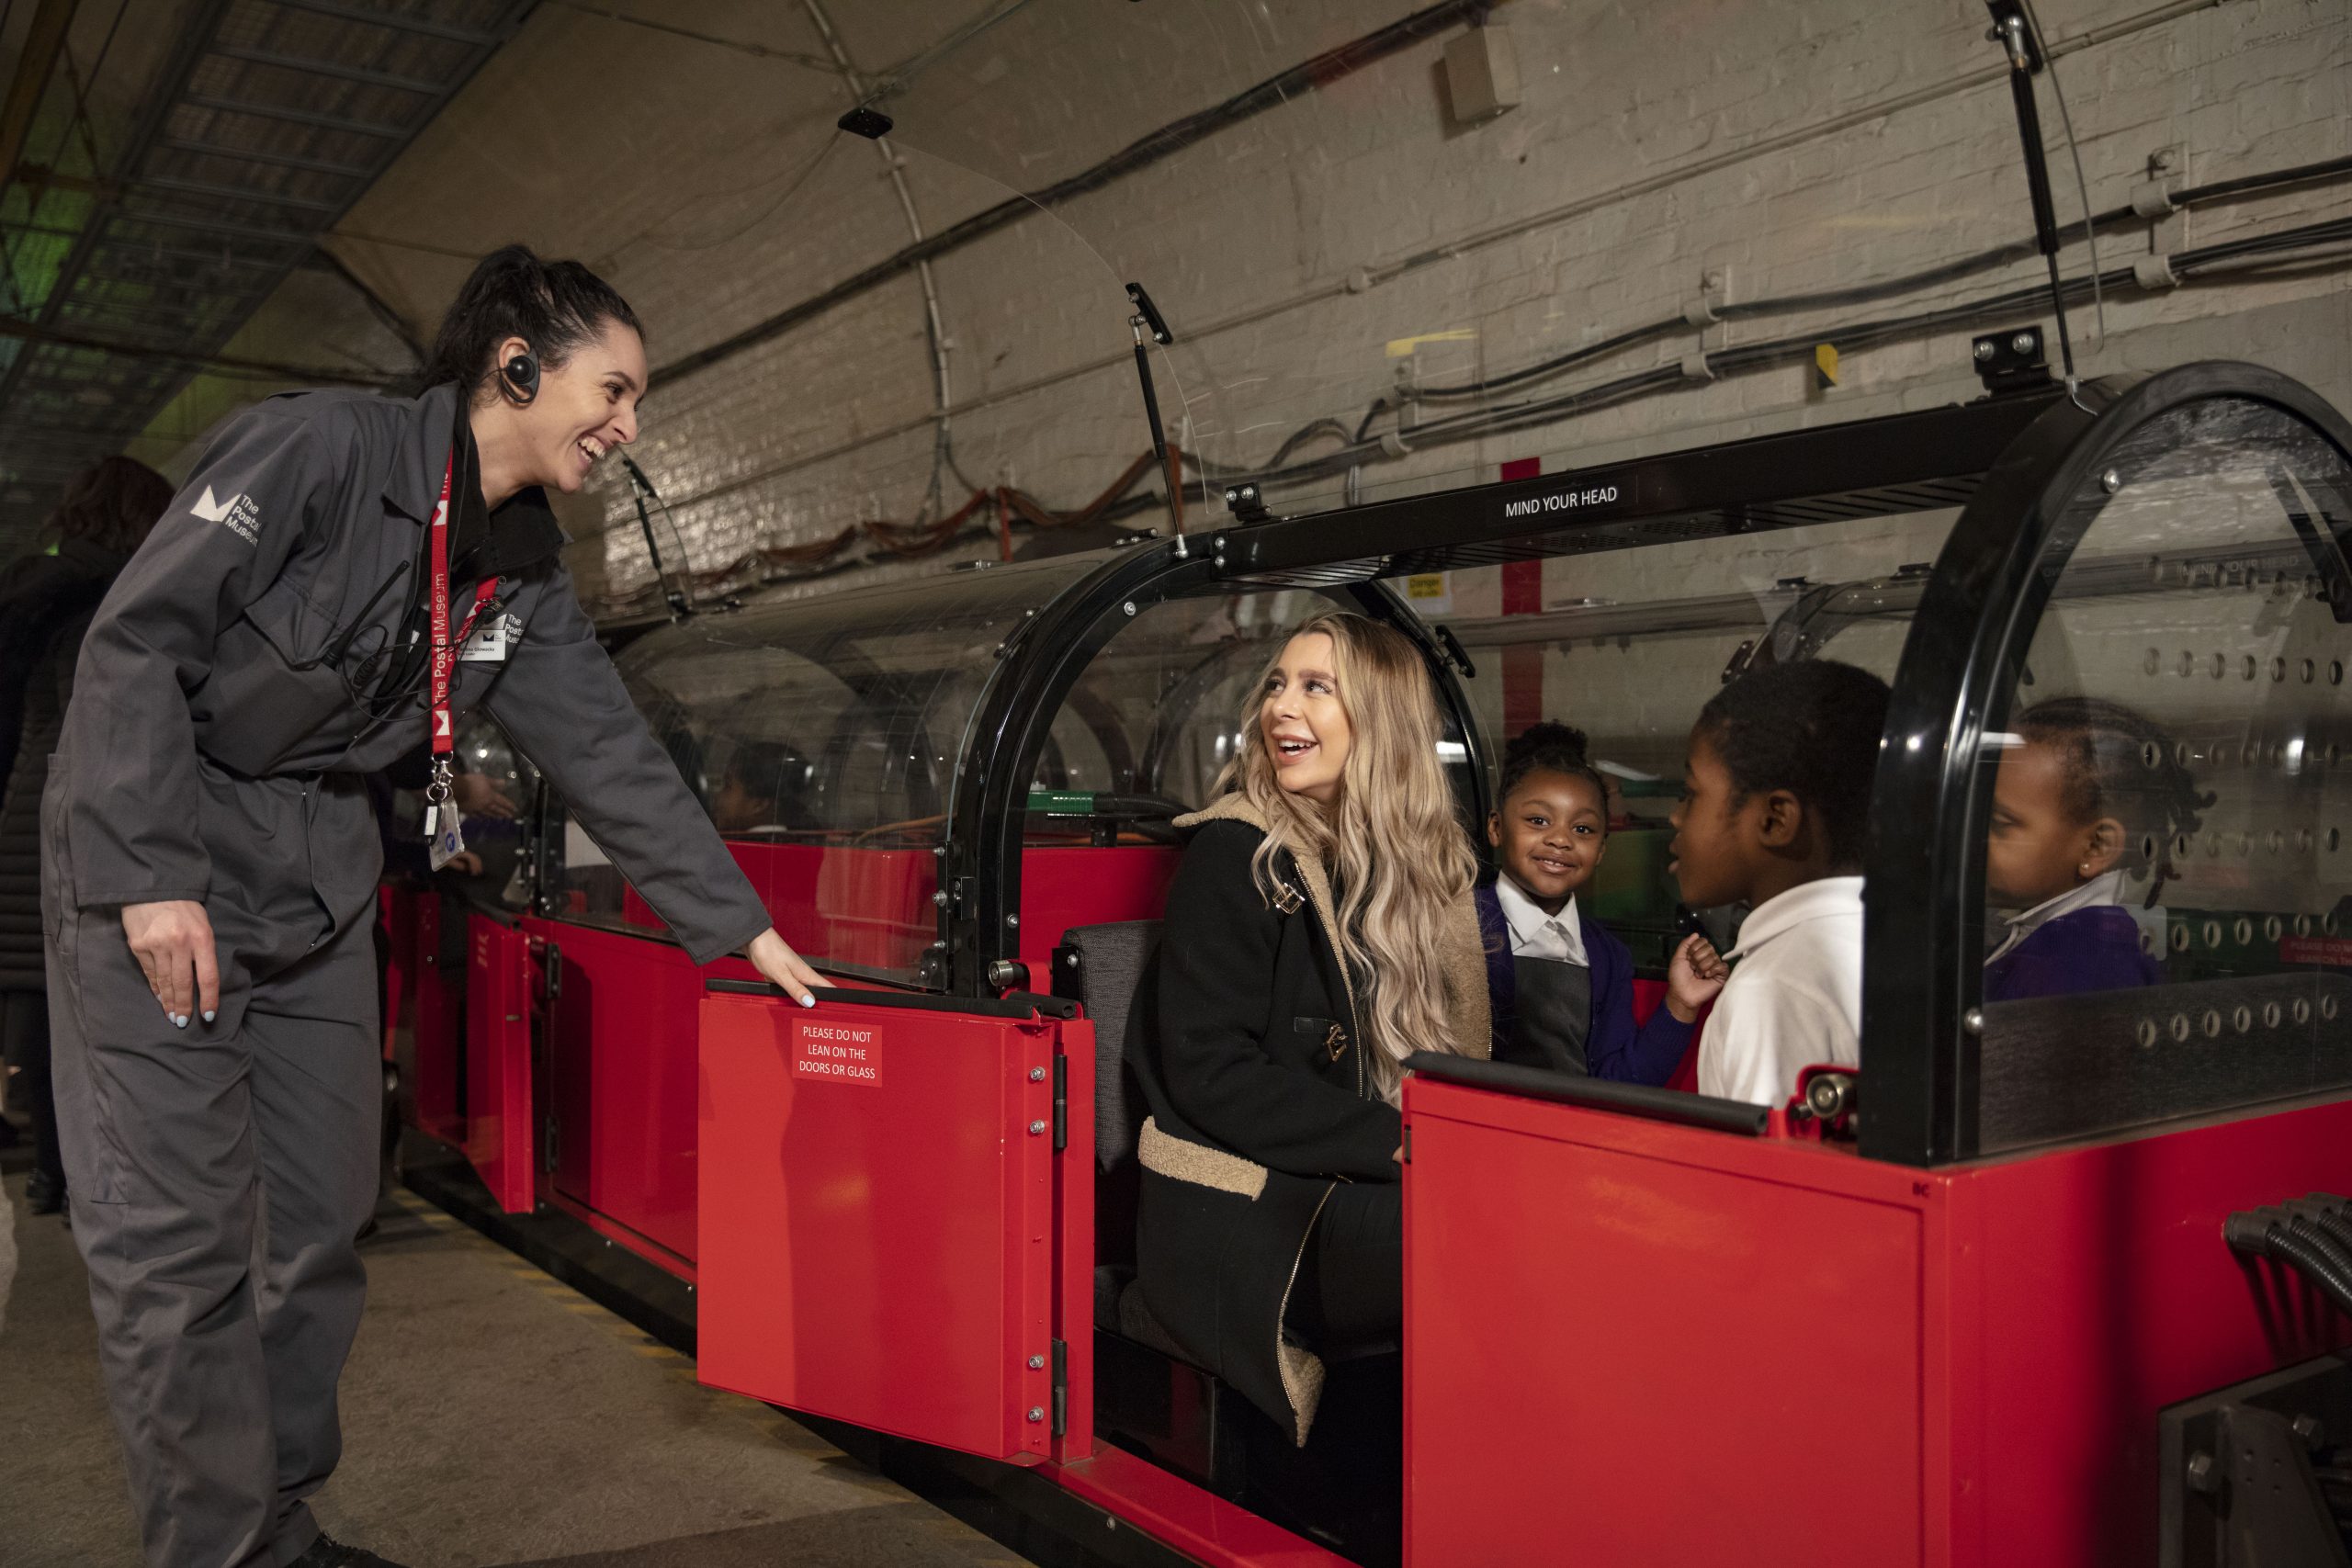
[427,449,500,754]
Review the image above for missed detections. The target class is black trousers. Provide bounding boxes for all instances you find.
[50,897,379,1568]
[2,987,61,1191]
[1287,1179,1401,1354]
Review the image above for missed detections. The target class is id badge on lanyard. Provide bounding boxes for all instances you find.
[423,449,500,872]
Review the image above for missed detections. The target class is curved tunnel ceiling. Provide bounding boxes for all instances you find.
[0,0,537,557]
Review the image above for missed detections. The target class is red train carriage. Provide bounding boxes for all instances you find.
[388,354,2352,1568]
[384,8,2352,1563]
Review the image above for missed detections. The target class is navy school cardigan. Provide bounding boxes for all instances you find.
[1474,877,1692,1087]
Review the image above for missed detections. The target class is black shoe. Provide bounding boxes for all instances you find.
[289,1534,408,1568]
[25,1168,64,1215]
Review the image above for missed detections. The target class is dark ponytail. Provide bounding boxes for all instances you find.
[1498,721,1611,831]
[424,243,640,397]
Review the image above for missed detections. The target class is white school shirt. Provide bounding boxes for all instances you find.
[1697,876,1864,1107]
[1494,875,1589,966]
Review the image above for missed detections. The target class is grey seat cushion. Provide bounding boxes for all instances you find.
[1061,919,1162,1171]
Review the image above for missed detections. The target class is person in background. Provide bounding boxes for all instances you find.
[1132,611,1488,1449]
[1476,721,1725,1081]
[1983,696,2200,1001]
[1668,660,1889,1107]
[709,739,818,834]
[0,457,173,1217]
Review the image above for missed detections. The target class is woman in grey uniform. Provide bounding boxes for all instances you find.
[41,245,822,1568]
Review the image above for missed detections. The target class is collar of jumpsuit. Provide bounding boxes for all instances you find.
[368,388,568,703]
[379,382,568,580]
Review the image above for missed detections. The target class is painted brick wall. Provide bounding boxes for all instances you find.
[160,0,2348,615]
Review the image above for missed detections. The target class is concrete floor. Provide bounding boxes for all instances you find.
[0,1170,1034,1568]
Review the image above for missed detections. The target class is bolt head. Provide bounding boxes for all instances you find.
[2186,1450,2218,1493]
[1007,913,1020,928]
[1122,600,1137,616]
[933,889,950,906]
[1027,1406,1046,1423]
[1029,1355,1046,1370]
[2292,1413,2326,1450]
[2012,332,2036,354]
[1974,340,1996,361]
[2101,468,2122,494]
[1028,1120,1046,1135]
[1029,1066,1046,1082]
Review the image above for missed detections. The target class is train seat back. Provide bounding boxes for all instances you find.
[1054,919,1168,1335]
[1977,969,2352,1154]
[1055,919,1161,1175]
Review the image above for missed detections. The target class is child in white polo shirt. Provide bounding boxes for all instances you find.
[1668,660,1891,1107]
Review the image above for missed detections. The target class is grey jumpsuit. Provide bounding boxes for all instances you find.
[40,383,771,1568]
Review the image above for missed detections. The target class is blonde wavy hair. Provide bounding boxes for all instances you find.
[1222,611,1477,1097]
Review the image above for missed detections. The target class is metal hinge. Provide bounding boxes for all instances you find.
[542,941,562,1001]
[1052,1054,1068,1153]
[1051,1337,1068,1437]
[542,1116,560,1173]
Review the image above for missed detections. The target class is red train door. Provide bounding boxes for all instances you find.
[462,915,536,1213]
[696,987,1067,1464]
[537,923,707,1264]
[405,893,462,1143]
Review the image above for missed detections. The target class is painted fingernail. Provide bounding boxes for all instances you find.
[202,1010,216,1023]
[173,1015,188,1029]
[800,993,816,1009]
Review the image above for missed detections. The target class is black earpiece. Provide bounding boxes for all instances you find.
[500,349,540,404]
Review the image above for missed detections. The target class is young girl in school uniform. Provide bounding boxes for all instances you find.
[1476,723,1725,1081]
[1982,697,2204,1001]
[1668,660,1891,1108]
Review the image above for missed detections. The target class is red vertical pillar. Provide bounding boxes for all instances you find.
[1499,457,1544,739]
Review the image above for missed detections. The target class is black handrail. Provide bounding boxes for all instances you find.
[1404,1052,1771,1136]
[704,977,1076,1021]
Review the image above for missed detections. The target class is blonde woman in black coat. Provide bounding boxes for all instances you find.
[1131,610,1488,1447]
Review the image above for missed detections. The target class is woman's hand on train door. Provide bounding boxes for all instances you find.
[1664,931,1731,1023]
[122,899,219,1029]
[745,927,823,1009]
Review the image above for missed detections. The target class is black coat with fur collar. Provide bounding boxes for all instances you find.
[1128,795,1487,1443]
